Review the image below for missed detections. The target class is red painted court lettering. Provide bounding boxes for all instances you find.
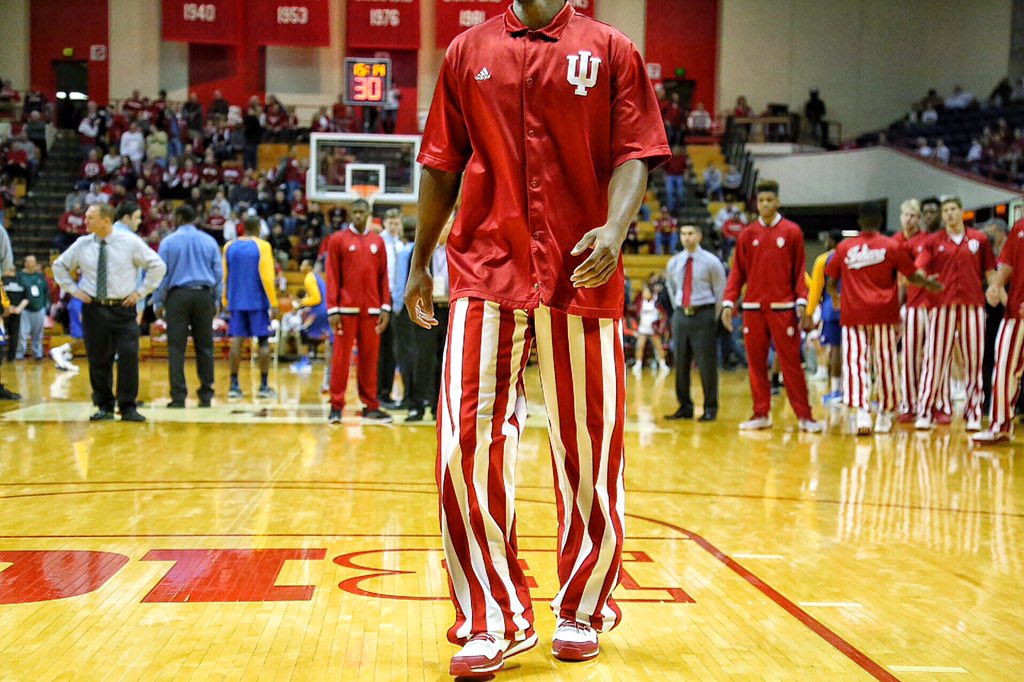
[0,550,130,604]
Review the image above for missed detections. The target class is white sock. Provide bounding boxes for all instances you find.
[831,377,841,392]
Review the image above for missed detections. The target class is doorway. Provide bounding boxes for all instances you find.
[53,60,88,128]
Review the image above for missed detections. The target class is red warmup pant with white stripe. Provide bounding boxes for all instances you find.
[742,308,813,420]
[437,299,625,645]
[842,324,900,412]
[900,306,931,415]
[917,305,985,422]
[988,318,1024,434]
[329,313,380,412]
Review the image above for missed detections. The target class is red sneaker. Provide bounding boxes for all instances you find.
[933,410,952,425]
[897,412,916,424]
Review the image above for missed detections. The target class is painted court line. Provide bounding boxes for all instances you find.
[731,553,785,560]
[798,601,864,608]
[888,666,967,673]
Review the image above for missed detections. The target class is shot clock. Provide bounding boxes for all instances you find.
[343,58,393,107]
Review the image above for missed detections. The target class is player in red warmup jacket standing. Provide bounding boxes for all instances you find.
[824,201,941,435]
[323,198,393,424]
[403,1,670,677]
[721,180,825,433]
[914,196,997,431]
[974,220,1024,443]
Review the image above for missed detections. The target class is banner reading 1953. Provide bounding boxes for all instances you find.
[250,0,330,46]
[346,0,422,51]
[435,0,595,48]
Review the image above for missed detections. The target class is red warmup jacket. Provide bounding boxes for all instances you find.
[723,214,809,310]
[324,226,391,315]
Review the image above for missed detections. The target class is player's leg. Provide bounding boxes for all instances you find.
[917,306,955,426]
[534,305,625,651]
[439,299,536,648]
[766,309,815,424]
[328,315,358,416]
[842,325,867,410]
[356,314,385,417]
[980,319,1024,439]
[958,305,986,427]
[227,310,250,397]
[742,309,773,422]
[900,307,926,417]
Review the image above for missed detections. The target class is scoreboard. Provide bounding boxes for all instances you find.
[343,58,392,107]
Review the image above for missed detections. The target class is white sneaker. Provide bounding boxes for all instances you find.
[631,363,642,377]
[739,415,773,430]
[965,419,982,432]
[951,380,967,401]
[798,418,825,433]
[873,413,893,434]
[658,360,671,375]
[915,416,933,430]
[552,619,599,662]
[449,632,538,677]
[855,410,872,436]
[972,430,1011,444]
[813,366,828,382]
[50,344,74,371]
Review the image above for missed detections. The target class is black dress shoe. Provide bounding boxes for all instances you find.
[380,399,403,410]
[89,410,115,421]
[166,401,186,409]
[665,407,694,420]
[405,409,425,422]
[198,400,212,408]
[120,410,146,422]
[698,412,717,422]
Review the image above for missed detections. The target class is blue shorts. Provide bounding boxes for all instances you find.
[821,320,841,347]
[68,297,84,339]
[229,309,272,339]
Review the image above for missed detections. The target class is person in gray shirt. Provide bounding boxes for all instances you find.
[664,224,727,421]
[53,203,166,422]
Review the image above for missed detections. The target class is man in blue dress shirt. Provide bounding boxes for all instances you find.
[153,204,223,407]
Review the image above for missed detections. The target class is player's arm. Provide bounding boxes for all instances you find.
[571,159,648,289]
[720,237,747,332]
[823,249,841,309]
[301,272,321,307]
[710,256,727,318]
[408,166,461,329]
[792,231,812,330]
[375,237,391,334]
[806,253,827,317]
[257,239,279,313]
[221,242,230,310]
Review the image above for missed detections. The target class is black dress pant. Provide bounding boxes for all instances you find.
[4,312,19,361]
[165,287,216,404]
[82,302,140,412]
[378,320,397,401]
[393,305,443,410]
[672,307,719,413]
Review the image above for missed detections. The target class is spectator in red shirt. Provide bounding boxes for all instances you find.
[663,144,687,214]
[721,179,823,433]
[824,201,940,435]
[914,196,998,431]
[661,91,685,147]
[77,149,105,190]
[311,106,332,133]
[122,89,144,118]
[181,158,203,190]
[199,150,221,198]
[288,188,308,236]
[56,202,87,251]
[264,102,289,142]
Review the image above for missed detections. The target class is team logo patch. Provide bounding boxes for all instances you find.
[938,245,945,252]
[370,244,379,255]
[348,245,357,252]
[753,239,760,247]
[968,239,979,253]
[743,327,749,335]
[787,326,795,337]
[777,237,786,248]
[475,68,491,81]
[567,50,601,96]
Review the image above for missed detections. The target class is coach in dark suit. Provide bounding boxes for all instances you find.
[152,205,223,408]
[53,203,166,422]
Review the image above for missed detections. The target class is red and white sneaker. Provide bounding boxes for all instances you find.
[449,632,537,678]
[897,411,916,424]
[552,619,600,662]
[972,430,1011,444]
[933,410,952,425]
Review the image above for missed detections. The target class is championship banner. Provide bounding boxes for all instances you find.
[346,0,421,50]
[161,0,243,45]
[251,0,330,46]
[435,0,595,48]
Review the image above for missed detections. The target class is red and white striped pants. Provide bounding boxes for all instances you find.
[900,306,929,415]
[842,324,901,412]
[917,304,985,422]
[437,299,625,645]
[989,318,1024,434]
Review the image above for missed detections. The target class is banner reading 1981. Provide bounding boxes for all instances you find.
[435,0,595,48]
[347,0,422,51]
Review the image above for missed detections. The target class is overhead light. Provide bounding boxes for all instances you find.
[841,230,859,237]
[70,91,88,101]
[56,91,67,99]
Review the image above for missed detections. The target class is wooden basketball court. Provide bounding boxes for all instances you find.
[0,359,1020,680]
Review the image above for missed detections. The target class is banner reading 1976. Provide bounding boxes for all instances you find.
[347,0,422,51]
[435,0,595,48]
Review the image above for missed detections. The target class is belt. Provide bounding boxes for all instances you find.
[172,284,213,291]
[680,304,715,316]
[91,297,125,307]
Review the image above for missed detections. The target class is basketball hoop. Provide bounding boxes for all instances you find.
[352,183,381,210]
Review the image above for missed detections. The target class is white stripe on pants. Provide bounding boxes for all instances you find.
[842,324,901,412]
[900,306,928,414]
[437,299,626,645]
[917,304,985,422]
[989,318,1024,434]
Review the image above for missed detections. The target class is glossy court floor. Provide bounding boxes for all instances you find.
[0,357,1020,681]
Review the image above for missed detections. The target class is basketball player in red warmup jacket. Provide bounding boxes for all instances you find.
[323,198,393,424]
[404,1,669,677]
[914,196,996,431]
[891,199,931,422]
[721,180,824,433]
[974,220,1024,443]
[824,201,941,435]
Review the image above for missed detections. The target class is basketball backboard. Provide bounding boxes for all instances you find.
[307,133,420,204]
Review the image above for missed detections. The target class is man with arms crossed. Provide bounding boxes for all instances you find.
[404,1,669,676]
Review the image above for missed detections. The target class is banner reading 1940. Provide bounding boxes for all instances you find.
[435,0,595,48]
[161,0,243,45]
[347,0,422,51]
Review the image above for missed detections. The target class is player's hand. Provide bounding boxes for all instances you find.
[405,267,438,330]
[271,307,280,319]
[832,296,841,311]
[721,307,734,333]
[122,292,141,308]
[571,225,621,289]
[329,313,343,336]
[74,290,93,304]
[986,283,1006,306]
[155,307,166,320]
[799,315,815,332]
[375,311,390,335]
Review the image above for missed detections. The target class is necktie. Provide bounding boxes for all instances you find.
[96,239,108,300]
[682,256,693,308]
